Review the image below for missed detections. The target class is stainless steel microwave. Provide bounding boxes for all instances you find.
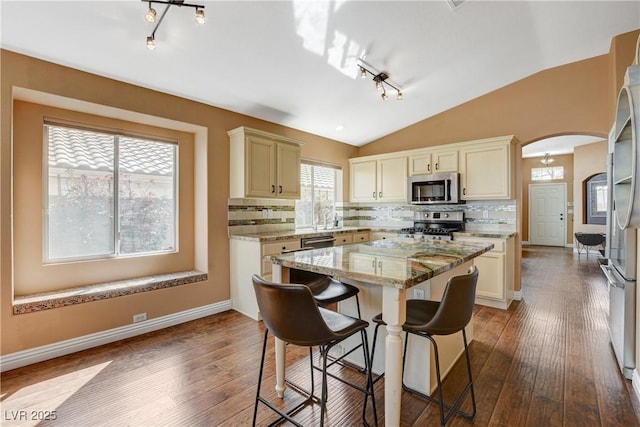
[408,172,461,204]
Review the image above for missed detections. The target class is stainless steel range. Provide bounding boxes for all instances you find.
[398,211,464,241]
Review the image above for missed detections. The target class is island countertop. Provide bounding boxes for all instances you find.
[268,237,493,289]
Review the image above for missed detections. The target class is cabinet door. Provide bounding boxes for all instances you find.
[432,149,459,173]
[377,156,408,202]
[460,142,510,200]
[349,253,378,274]
[276,142,301,199]
[474,252,504,300]
[246,136,276,198]
[350,160,378,202]
[409,152,432,175]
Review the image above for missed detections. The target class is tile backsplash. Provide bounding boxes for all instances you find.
[228,199,516,235]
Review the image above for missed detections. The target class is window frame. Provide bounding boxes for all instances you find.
[43,122,179,264]
[13,100,198,297]
[295,161,339,229]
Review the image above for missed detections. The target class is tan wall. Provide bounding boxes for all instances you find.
[573,140,608,235]
[0,49,358,355]
[521,154,574,244]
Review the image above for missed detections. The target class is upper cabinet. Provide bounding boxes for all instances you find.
[409,148,459,175]
[460,136,514,200]
[228,127,302,199]
[350,155,408,202]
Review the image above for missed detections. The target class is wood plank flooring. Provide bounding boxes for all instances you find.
[2,246,640,426]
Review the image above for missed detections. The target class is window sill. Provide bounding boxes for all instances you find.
[13,270,208,315]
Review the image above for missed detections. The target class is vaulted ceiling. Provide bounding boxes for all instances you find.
[1,1,638,146]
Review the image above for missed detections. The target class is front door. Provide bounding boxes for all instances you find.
[529,183,566,246]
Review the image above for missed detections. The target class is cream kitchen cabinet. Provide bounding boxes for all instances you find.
[409,148,459,175]
[349,155,407,202]
[370,231,398,241]
[228,126,302,199]
[454,235,515,309]
[335,231,370,246]
[230,237,301,320]
[460,137,512,200]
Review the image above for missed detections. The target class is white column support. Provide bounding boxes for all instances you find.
[382,286,407,427]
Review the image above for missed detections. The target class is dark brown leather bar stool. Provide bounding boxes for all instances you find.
[291,269,362,318]
[251,274,377,427]
[368,265,479,426]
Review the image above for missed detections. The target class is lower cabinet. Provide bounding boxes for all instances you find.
[454,235,515,309]
[230,230,371,320]
[230,237,300,320]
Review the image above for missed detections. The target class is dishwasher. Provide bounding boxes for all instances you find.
[287,235,335,284]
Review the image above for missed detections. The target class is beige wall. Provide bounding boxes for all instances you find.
[521,154,574,244]
[1,49,358,355]
[573,140,608,235]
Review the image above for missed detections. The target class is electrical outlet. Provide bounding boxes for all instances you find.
[133,313,147,323]
[414,288,425,299]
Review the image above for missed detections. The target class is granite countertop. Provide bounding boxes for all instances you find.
[229,227,388,242]
[268,237,493,289]
[453,231,516,239]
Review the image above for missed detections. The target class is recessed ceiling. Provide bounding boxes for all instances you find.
[1,1,638,146]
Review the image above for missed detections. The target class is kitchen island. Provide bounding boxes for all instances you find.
[268,237,493,427]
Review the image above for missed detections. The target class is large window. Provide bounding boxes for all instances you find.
[45,123,177,262]
[295,162,338,229]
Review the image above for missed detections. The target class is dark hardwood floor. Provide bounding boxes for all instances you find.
[2,246,640,426]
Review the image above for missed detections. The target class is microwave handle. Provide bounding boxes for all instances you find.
[445,179,450,200]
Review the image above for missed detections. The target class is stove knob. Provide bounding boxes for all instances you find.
[443,213,449,218]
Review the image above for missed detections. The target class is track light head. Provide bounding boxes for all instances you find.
[397,91,403,101]
[195,8,205,24]
[145,4,157,22]
[146,36,155,50]
[360,67,367,79]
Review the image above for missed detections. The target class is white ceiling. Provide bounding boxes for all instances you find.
[1,1,638,147]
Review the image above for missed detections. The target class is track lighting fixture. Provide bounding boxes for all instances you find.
[141,0,205,49]
[358,63,404,101]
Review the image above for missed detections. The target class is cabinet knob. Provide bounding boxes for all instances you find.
[279,185,283,193]
[463,188,466,195]
[435,162,439,170]
[373,191,377,199]
[378,191,382,198]
[271,185,276,193]
[427,163,431,172]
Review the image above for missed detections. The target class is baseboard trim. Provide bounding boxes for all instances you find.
[633,369,640,402]
[513,290,523,300]
[0,300,232,372]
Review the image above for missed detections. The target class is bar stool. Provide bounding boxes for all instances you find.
[251,274,377,427]
[368,265,479,426]
[291,269,362,318]
[292,272,364,371]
